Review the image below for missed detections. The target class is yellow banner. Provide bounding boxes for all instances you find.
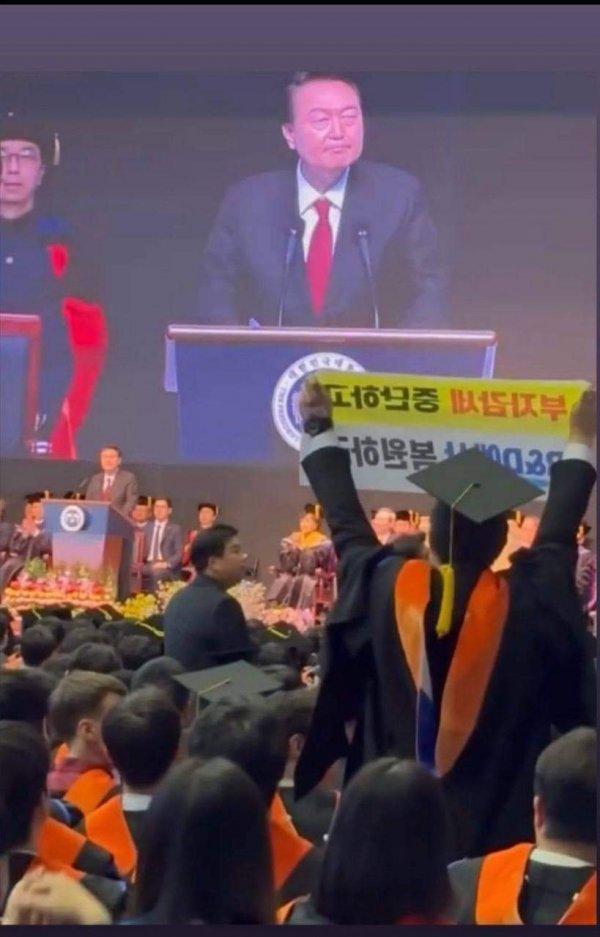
[316,372,588,437]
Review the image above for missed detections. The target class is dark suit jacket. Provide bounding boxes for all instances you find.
[163,573,254,671]
[143,521,184,571]
[85,469,139,517]
[295,440,596,860]
[198,161,446,329]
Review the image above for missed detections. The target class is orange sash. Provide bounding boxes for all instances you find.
[63,768,119,817]
[85,795,137,880]
[394,559,509,776]
[269,792,312,892]
[476,843,597,925]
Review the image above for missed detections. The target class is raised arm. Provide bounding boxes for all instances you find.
[298,377,379,562]
[535,389,596,550]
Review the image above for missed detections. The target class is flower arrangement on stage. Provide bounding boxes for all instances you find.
[3,559,117,610]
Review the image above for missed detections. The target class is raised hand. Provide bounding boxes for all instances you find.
[569,388,596,445]
[298,375,333,425]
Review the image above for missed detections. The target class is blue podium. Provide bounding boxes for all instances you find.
[44,500,136,601]
[165,325,497,464]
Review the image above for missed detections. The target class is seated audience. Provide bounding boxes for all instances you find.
[267,510,336,612]
[131,495,152,531]
[69,642,123,675]
[116,634,161,672]
[280,757,452,924]
[0,493,51,592]
[370,506,397,545]
[141,496,184,593]
[272,688,339,845]
[164,524,254,670]
[188,696,322,905]
[449,728,597,925]
[47,671,126,814]
[0,721,125,919]
[83,688,181,879]
[182,501,219,565]
[19,624,59,667]
[130,757,275,924]
[130,655,193,726]
[0,668,57,730]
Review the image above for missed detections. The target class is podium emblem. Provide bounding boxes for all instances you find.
[272,351,364,450]
[60,504,86,533]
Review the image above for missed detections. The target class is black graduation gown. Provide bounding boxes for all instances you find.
[294,443,596,860]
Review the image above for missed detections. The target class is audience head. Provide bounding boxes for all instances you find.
[37,616,67,646]
[299,511,320,535]
[152,497,172,524]
[197,502,218,530]
[271,687,318,768]
[371,507,396,542]
[40,653,74,680]
[429,501,508,568]
[190,524,247,588]
[134,757,274,924]
[533,727,596,851]
[394,509,416,536]
[315,758,451,924]
[577,522,592,546]
[99,445,122,474]
[130,656,192,721]
[0,667,56,731]
[69,642,123,675]
[98,620,128,646]
[260,663,302,691]
[116,634,161,672]
[101,688,181,792]
[20,624,58,667]
[61,625,109,654]
[189,697,288,805]
[23,492,44,524]
[132,496,152,526]
[0,721,50,854]
[111,668,134,690]
[48,671,126,758]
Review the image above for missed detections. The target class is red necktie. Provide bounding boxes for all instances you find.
[306,199,333,316]
[102,476,113,501]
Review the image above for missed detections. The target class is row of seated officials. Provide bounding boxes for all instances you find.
[0,603,596,925]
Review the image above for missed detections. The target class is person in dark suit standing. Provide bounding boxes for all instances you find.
[294,378,596,861]
[164,524,254,671]
[198,72,445,329]
[141,497,183,593]
[84,445,138,516]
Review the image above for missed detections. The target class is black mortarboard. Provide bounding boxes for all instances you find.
[174,659,283,708]
[407,448,543,637]
[1,112,61,166]
[262,624,313,659]
[407,447,543,525]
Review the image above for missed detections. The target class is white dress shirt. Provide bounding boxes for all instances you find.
[297,162,349,260]
[102,472,117,493]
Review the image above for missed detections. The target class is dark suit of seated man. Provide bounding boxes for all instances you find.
[198,72,446,330]
[141,497,183,593]
[84,445,138,517]
[163,524,254,671]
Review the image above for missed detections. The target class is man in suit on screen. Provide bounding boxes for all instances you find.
[198,72,446,329]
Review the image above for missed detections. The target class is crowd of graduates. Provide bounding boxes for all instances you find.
[0,592,596,926]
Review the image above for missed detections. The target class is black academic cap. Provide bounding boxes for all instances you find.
[174,659,283,706]
[197,502,218,514]
[262,624,313,657]
[407,447,543,524]
[0,112,60,166]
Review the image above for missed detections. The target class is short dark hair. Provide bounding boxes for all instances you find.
[41,653,74,680]
[133,757,274,924]
[69,642,123,674]
[101,688,181,789]
[430,502,508,568]
[284,71,361,123]
[61,626,111,654]
[130,656,190,714]
[534,727,596,844]
[20,625,58,667]
[116,635,161,672]
[98,620,129,646]
[190,524,238,573]
[316,758,451,924]
[153,497,172,509]
[0,668,57,726]
[0,721,49,852]
[101,444,122,457]
[270,687,318,740]
[188,698,288,805]
[49,671,126,742]
[37,616,67,646]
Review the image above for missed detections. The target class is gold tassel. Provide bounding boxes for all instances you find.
[435,564,455,637]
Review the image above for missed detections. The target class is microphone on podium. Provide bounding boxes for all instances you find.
[277,227,299,328]
[357,227,381,329]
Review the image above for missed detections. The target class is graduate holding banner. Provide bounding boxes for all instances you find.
[294,376,596,861]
